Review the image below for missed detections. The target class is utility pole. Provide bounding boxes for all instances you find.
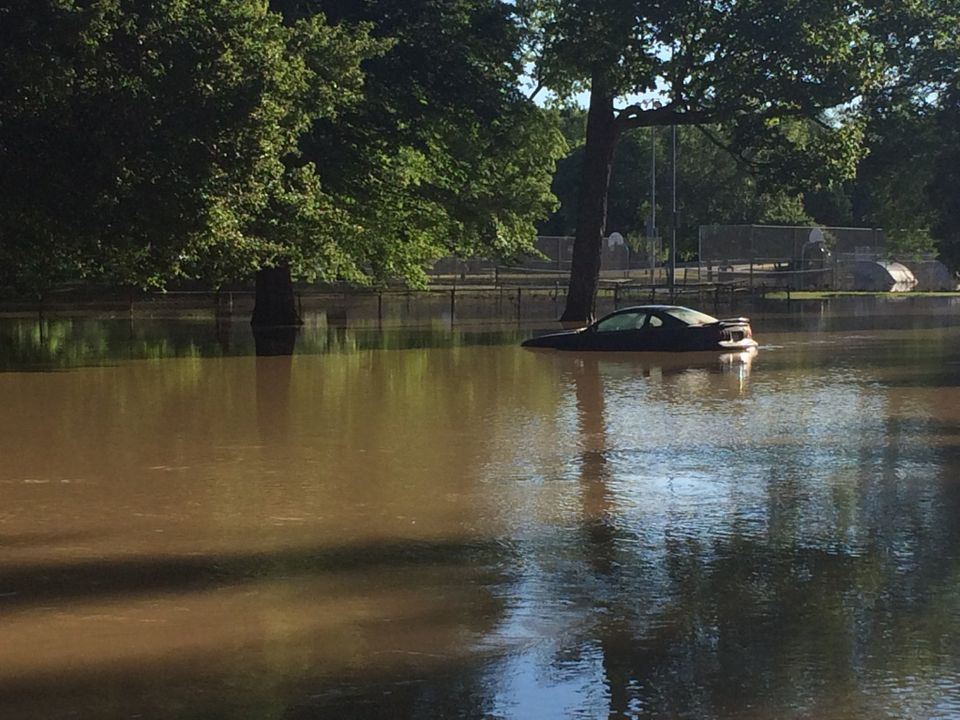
[649,127,657,277]
[669,124,677,294]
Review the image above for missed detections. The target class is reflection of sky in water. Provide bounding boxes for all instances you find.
[484,339,960,719]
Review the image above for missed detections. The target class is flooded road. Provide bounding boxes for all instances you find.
[2,297,960,719]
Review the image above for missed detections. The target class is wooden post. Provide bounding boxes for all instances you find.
[450,286,456,323]
[516,287,522,319]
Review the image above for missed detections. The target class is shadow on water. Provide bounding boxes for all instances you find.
[0,538,514,720]
[0,539,512,612]
[2,653,501,720]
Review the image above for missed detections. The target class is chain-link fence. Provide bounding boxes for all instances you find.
[699,225,887,266]
[697,224,955,291]
[429,235,646,278]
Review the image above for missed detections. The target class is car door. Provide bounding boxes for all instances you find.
[589,311,648,350]
[636,312,670,350]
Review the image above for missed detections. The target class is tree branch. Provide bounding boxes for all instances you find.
[615,104,717,130]
[694,125,772,171]
[615,102,825,132]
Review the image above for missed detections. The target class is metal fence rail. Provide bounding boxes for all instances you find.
[0,277,756,325]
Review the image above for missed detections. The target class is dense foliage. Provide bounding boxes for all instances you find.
[1,0,958,307]
[274,0,565,284]
[0,0,563,298]
[541,112,811,255]
[517,0,912,319]
[0,0,382,295]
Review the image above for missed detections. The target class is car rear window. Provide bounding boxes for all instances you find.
[664,308,718,326]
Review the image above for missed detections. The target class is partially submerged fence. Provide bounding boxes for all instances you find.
[0,277,752,326]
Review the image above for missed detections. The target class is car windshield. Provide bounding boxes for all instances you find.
[664,307,718,326]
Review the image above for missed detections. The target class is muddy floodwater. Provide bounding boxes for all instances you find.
[2,297,960,719]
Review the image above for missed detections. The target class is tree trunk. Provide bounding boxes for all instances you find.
[560,75,620,323]
[251,265,302,328]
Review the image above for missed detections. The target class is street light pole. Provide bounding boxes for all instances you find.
[651,126,656,243]
[669,124,677,294]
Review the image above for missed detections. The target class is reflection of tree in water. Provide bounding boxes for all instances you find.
[0,317,530,370]
[573,356,617,575]
[556,355,960,719]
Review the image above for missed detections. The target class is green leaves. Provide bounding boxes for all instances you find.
[1,0,564,295]
[0,0,377,293]
[292,0,565,284]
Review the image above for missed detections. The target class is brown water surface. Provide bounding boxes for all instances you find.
[2,297,960,719]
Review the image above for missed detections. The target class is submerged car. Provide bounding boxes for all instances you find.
[522,305,758,352]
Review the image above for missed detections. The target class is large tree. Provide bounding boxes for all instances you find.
[1,0,564,330]
[0,0,379,318]
[541,111,812,254]
[806,0,960,264]
[521,0,885,320]
[272,0,565,286]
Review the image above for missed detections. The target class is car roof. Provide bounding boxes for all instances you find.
[606,305,695,313]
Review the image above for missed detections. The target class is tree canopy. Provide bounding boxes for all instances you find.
[0,0,564,300]
[540,112,810,254]
[518,0,896,319]
[0,0,383,295]
[275,0,565,284]
[2,0,957,310]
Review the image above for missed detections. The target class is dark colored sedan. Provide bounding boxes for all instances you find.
[522,305,758,352]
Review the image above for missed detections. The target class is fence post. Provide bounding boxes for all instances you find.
[516,287,522,319]
[450,286,456,323]
[378,291,383,325]
[613,284,620,308]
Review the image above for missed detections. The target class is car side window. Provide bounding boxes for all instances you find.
[647,315,663,328]
[595,312,647,333]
